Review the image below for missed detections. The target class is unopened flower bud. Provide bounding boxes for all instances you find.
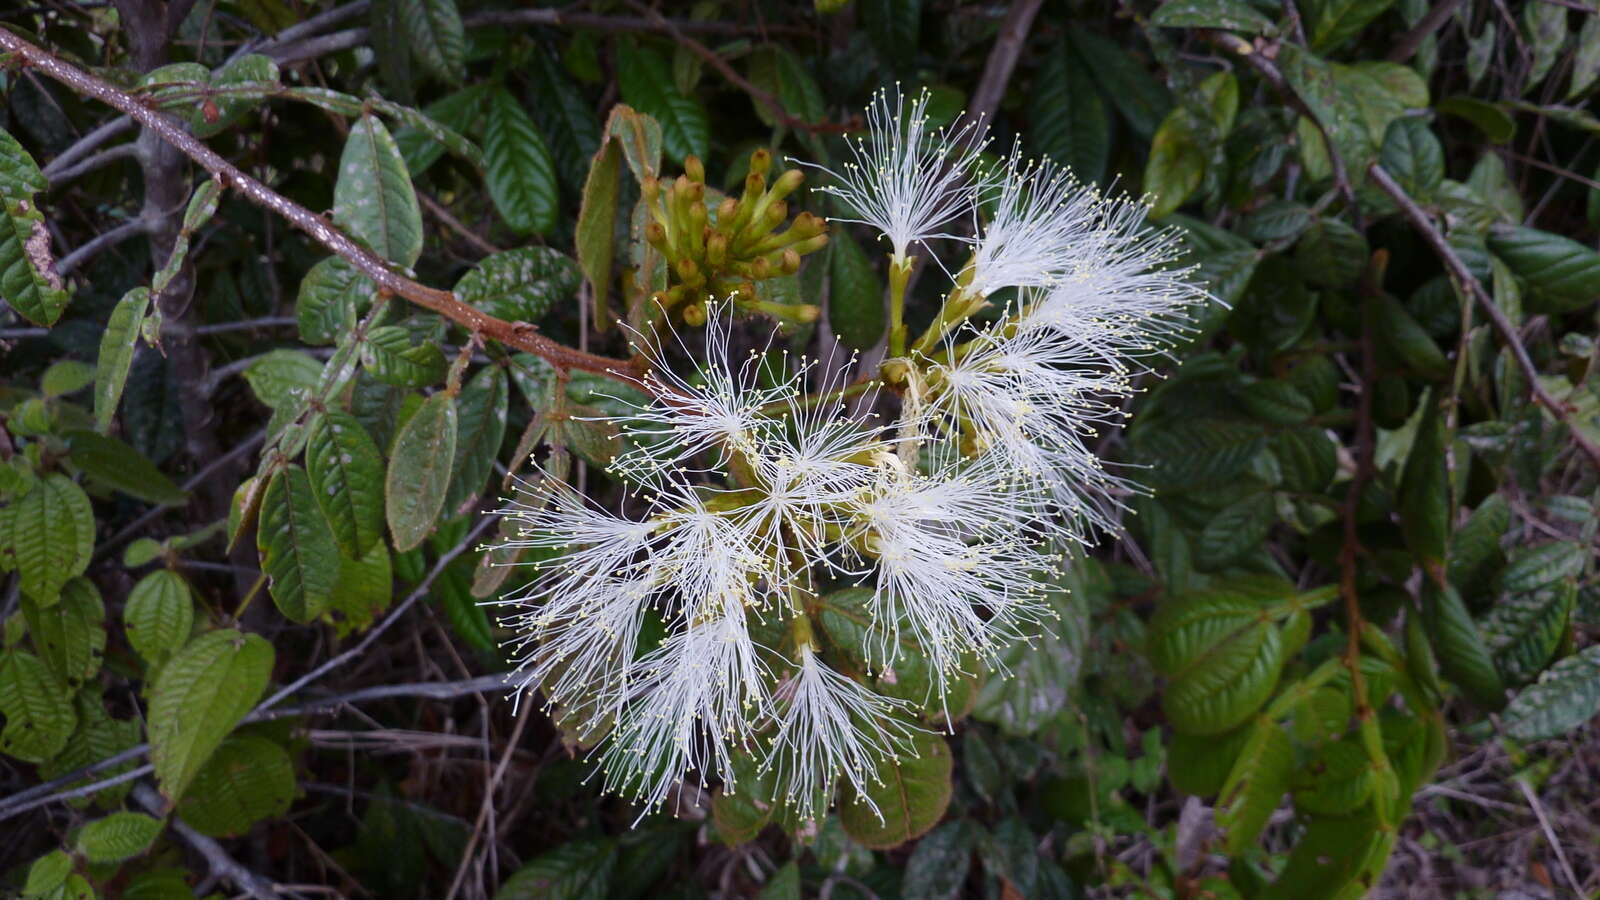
[684,155,705,184]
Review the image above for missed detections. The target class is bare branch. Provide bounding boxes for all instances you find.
[44,140,139,186]
[966,0,1045,127]
[0,27,645,381]
[132,783,280,900]
[54,217,151,275]
[1367,162,1600,469]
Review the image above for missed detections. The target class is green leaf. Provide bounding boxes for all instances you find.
[604,104,663,186]
[454,247,580,323]
[444,366,508,518]
[1259,809,1394,900]
[1216,717,1292,854]
[749,45,826,128]
[394,84,490,175]
[1503,645,1600,740]
[1239,201,1313,244]
[1196,493,1276,570]
[1487,224,1600,314]
[1379,117,1444,201]
[124,570,195,665]
[1421,582,1505,708]
[75,812,164,863]
[257,466,340,623]
[4,474,95,605]
[243,349,322,410]
[1295,218,1369,289]
[1027,46,1109,184]
[0,650,76,762]
[828,228,885,351]
[22,578,105,688]
[1370,292,1449,380]
[1068,29,1172,139]
[616,47,709,165]
[1271,426,1338,493]
[307,412,386,558]
[1522,0,1567,90]
[65,430,186,505]
[1569,13,1600,100]
[149,629,273,802]
[1436,95,1517,143]
[123,868,198,899]
[576,137,621,327]
[24,851,72,895]
[177,735,296,837]
[42,360,94,398]
[1149,584,1289,735]
[335,115,423,268]
[296,257,370,345]
[360,325,447,387]
[483,88,559,236]
[839,731,953,848]
[386,391,458,551]
[494,839,617,900]
[1291,739,1375,816]
[1306,0,1397,51]
[1485,580,1574,685]
[93,288,151,432]
[527,48,601,191]
[1134,419,1266,490]
[331,542,394,634]
[756,861,802,900]
[1238,380,1313,425]
[1398,394,1450,565]
[860,0,921,70]
[397,0,465,84]
[434,563,495,653]
[0,126,69,326]
[1144,109,1208,219]
[901,820,977,900]
[1168,724,1253,796]
[1501,541,1586,593]
[1152,0,1275,33]
[711,755,777,845]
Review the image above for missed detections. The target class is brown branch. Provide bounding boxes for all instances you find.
[0,27,643,381]
[1367,162,1600,469]
[966,0,1045,127]
[1387,0,1464,62]
[624,0,853,136]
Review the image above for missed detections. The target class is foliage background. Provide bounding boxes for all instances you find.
[2,0,1600,897]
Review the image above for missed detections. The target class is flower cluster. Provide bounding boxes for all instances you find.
[489,88,1208,826]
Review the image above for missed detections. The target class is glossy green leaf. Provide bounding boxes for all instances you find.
[1569,13,1600,100]
[434,562,495,653]
[1149,586,1289,735]
[711,755,778,846]
[1260,809,1393,900]
[76,812,164,863]
[483,88,559,236]
[494,839,617,900]
[1152,0,1274,32]
[386,391,458,551]
[22,577,105,688]
[1168,724,1253,796]
[1398,394,1449,565]
[243,349,322,410]
[307,412,386,558]
[23,851,72,895]
[1307,0,1397,51]
[444,366,508,518]
[1503,645,1600,740]
[1371,292,1449,380]
[296,257,370,346]
[394,83,490,175]
[1239,380,1313,424]
[1379,117,1444,201]
[1134,419,1266,490]
[455,247,580,323]
[1487,224,1600,313]
[0,650,75,762]
[1197,493,1276,570]
[398,0,465,84]
[1436,95,1517,143]
[335,115,423,268]
[149,629,273,802]
[616,46,709,165]
[1068,28,1172,139]
[828,228,885,351]
[838,731,952,849]
[1216,717,1291,854]
[1291,739,1375,816]
[0,126,69,326]
[1501,541,1586,593]
[124,570,195,665]
[331,542,394,634]
[65,430,186,505]
[1296,218,1370,289]
[177,735,296,837]
[576,136,621,327]
[4,473,95,605]
[1029,45,1109,183]
[360,325,446,387]
[1485,580,1574,685]
[93,287,151,432]
[1421,582,1505,708]
[900,819,976,899]
[1272,426,1338,493]
[257,466,340,623]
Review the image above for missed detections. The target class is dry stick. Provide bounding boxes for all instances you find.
[625,0,851,136]
[131,783,281,900]
[1387,0,1465,62]
[55,217,151,275]
[966,0,1045,126]
[444,705,534,900]
[0,28,644,383]
[1515,777,1584,895]
[1368,163,1600,469]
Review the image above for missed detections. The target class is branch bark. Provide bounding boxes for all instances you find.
[966,0,1045,127]
[132,783,280,900]
[0,27,644,381]
[1367,162,1600,469]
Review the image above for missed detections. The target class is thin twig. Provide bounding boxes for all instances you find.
[0,28,644,382]
[419,191,503,257]
[966,0,1045,127]
[1367,162,1600,469]
[132,783,280,900]
[444,705,533,900]
[1387,0,1465,63]
[40,116,134,179]
[45,140,139,185]
[248,674,511,722]
[193,315,299,335]
[1515,776,1584,896]
[55,217,150,275]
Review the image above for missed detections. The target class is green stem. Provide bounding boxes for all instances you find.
[887,255,914,358]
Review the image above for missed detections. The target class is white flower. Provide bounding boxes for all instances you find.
[963,152,1107,300]
[599,597,770,815]
[761,644,921,823]
[844,452,1056,689]
[801,87,990,262]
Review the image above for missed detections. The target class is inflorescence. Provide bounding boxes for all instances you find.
[486,88,1210,827]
